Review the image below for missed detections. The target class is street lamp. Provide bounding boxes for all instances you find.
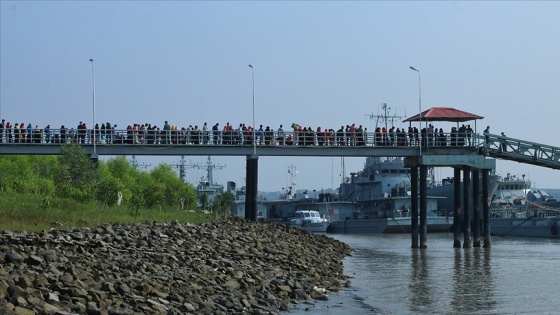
[246,64,258,221]
[90,59,96,157]
[248,64,256,156]
[410,66,421,155]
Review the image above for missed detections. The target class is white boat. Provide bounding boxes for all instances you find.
[287,210,329,233]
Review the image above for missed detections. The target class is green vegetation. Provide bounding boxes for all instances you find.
[0,144,235,232]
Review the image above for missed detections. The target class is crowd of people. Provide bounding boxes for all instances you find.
[0,118,479,148]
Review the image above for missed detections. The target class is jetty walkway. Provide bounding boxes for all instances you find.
[0,128,484,157]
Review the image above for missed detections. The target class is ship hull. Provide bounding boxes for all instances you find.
[327,216,453,234]
[427,174,501,214]
[295,221,329,233]
[490,218,560,238]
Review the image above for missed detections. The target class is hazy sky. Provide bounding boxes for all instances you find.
[1,1,559,191]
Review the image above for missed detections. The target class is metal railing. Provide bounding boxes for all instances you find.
[480,133,560,170]
[0,128,483,149]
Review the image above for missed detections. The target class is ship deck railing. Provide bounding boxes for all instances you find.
[491,206,560,219]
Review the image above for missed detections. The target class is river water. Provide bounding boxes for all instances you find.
[289,233,560,315]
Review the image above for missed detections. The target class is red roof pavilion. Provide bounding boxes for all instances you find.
[403,107,484,123]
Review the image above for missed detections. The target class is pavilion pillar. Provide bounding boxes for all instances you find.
[472,169,481,247]
[453,167,462,248]
[419,165,428,249]
[245,155,259,221]
[483,169,492,248]
[411,166,419,248]
[462,167,472,248]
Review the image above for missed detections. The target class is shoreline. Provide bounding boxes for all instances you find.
[1,217,352,314]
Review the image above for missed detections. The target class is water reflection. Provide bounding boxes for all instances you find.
[317,234,560,315]
[449,248,496,313]
[409,249,431,312]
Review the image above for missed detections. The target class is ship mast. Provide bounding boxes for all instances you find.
[187,156,226,186]
[340,157,346,183]
[365,103,406,162]
[365,102,405,131]
[285,164,298,199]
[130,155,151,170]
[171,155,187,181]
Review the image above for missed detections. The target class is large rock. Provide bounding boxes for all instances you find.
[4,252,24,264]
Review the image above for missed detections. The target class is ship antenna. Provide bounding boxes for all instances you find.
[365,103,405,130]
[186,156,226,186]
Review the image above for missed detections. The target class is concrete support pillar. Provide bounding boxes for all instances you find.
[419,165,428,249]
[463,167,472,248]
[244,155,259,221]
[482,169,492,248]
[411,166,419,248]
[453,167,462,248]
[472,169,481,247]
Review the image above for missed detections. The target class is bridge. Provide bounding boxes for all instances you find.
[481,133,560,170]
[1,129,559,249]
[1,129,558,171]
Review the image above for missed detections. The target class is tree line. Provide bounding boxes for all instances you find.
[0,144,215,213]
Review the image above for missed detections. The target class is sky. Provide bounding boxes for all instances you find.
[1,1,559,191]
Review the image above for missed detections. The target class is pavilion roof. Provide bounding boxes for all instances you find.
[403,107,484,123]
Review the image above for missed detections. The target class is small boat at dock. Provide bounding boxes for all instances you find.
[286,210,329,233]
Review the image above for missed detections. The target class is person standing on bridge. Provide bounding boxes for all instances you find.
[212,123,219,145]
[336,126,344,146]
[500,132,507,152]
[202,122,209,145]
[44,125,51,144]
[6,121,13,143]
[163,121,170,144]
[0,119,4,143]
[483,126,490,147]
[60,125,67,144]
[458,124,466,146]
[466,125,474,146]
[77,122,85,144]
[112,124,118,144]
[27,123,33,144]
[277,124,284,145]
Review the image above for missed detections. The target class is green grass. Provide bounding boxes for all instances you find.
[0,192,213,232]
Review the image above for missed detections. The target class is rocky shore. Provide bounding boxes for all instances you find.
[0,217,352,314]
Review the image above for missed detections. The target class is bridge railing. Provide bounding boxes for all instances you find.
[0,128,483,149]
[481,133,560,162]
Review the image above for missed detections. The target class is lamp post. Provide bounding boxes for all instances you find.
[245,64,258,221]
[409,66,421,155]
[90,59,96,157]
[410,66,427,248]
[248,64,256,156]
